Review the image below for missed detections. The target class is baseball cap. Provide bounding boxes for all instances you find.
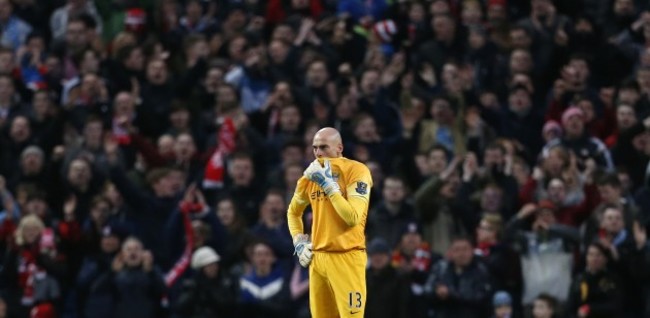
[493,291,512,307]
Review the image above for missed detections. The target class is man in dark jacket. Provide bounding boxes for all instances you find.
[424,236,493,318]
[108,237,165,318]
[365,237,410,318]
[366,176,417,248]
[541,107,614,170]
[76,224,127,318]
[498,85,544,158]
[174,246,238,318]
[105,139,181,270]
[567,242,622,318]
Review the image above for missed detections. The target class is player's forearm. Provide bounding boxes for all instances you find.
[287,197,307,237]
[329,194,367,227]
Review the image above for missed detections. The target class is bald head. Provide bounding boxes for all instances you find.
[312,127,343,158]
[315,127,341,143]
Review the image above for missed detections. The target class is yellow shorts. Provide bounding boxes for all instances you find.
[309,250,367,318]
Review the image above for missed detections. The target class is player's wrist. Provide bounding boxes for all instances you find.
[293,234,310,248]
[322,179,340,196]
[293,234,313,267]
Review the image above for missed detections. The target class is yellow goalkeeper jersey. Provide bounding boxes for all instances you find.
[287,157,373,253]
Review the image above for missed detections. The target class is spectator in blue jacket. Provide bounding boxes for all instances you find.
[239,241,290,318]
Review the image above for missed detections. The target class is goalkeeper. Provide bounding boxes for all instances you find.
[287,127,373,318]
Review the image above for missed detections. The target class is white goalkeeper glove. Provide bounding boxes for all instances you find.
[303,159,341,196]
[293,234,313,267]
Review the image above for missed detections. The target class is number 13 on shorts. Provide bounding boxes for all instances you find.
[347,291,363,315]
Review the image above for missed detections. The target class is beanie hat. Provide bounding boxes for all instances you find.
[367,237,391,255]
[537,199,557,212]
[125,8,147,33]
[374,20,398,43]
[488,0,507,8]
[400,221,423,237]
[191,246,220,269]
[542,120,562,136]
[101,223,130,241]
[493,291,512,307]
[30,303,55,318]
[21,145,44,160]
[561,106,584,127]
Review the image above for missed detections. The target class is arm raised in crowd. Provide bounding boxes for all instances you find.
[415,157,461,222]
[104,136,149,211]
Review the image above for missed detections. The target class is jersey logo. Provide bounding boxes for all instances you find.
[355,182,368,195]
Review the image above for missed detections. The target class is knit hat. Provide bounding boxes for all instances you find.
[30,303,55,318]
[493,291,512,307]
[542,120,562,136]
[21,145,44,160]
[488,0,507,8]
[191,246,220,269]
[537,199,557,212]
[101,223,129,241]
[125,8,147,33]
[367,237,391,255]
[374,20,398,43]
[401,221,423,237]
[561,107,584,126]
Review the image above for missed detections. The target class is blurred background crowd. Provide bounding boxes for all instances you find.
[0,0,649,317]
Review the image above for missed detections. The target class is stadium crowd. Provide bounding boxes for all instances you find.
[0,0,649,317]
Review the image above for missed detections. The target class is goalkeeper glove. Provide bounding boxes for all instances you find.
[303,159,341,196]
[293,234,313,267]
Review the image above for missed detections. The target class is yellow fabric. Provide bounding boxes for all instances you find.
[310,250,367,318]
[287,157,373,252]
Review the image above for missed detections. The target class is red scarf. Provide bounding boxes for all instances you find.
[164,203,196,287]
[111,117,132,145]
[18,229,55,306]
[203,117,237,189]
[475,242,495,257]
[30,303,56,318]
[391,242,433,272]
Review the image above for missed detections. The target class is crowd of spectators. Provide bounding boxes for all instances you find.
[0,0,649,317]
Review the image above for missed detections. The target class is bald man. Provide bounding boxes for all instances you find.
[287,127,373,318]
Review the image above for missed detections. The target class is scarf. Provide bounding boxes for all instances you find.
[18,228,55,306]
[475,242,495,257]
[203,117,237,189]
[111,117,132,145]
[391,242,433,272]
[164,202,197,287]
